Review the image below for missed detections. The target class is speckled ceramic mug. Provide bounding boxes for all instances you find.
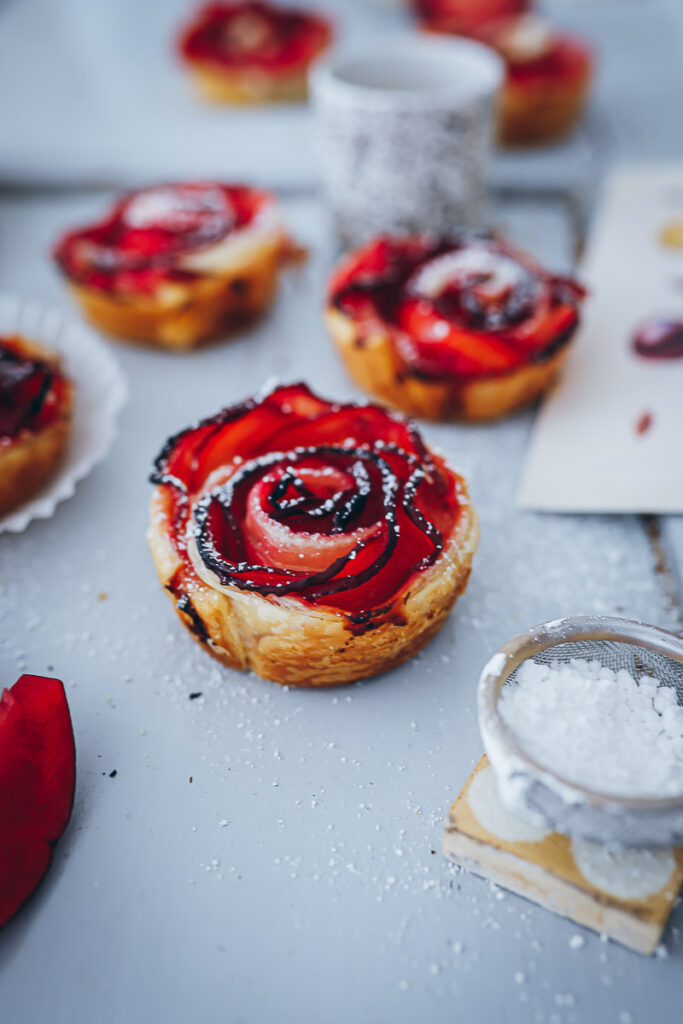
[310,34,503,247]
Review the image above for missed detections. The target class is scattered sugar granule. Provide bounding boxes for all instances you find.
[499,658,683,796]
[569,934,585,950]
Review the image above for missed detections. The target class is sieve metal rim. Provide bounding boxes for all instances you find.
[478,615,683,816]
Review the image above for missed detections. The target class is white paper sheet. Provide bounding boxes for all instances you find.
[519,161,683,514]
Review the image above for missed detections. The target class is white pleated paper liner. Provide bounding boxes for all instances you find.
[0,294,127,534]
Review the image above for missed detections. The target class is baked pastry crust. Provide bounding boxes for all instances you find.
[326,234,584,422]
[326,305,569,423]
[148,487,478,687]
[0,337,72,516]
[54,183,295,350]
[146,383,478,687]
[186,61,312,105]
[498,56,591,147]
[64,240,282,350]
[178,2,333,106]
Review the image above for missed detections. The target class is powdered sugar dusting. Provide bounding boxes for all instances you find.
[499,658,683,797]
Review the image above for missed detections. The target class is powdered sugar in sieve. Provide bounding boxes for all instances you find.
[478,616,683,847]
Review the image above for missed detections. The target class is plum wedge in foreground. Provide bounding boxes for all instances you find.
[0,675,75,927]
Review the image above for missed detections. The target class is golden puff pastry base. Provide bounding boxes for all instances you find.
[0,339,73,517]
[185,62,310,104]
[326,306,569,423]
[68,236,284,350]
[498,73,591,147]
[147,486,479,688]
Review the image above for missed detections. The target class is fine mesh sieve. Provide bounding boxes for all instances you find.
[522,640,683,696]
[478,616,683,847]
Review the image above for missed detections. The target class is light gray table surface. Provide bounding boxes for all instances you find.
[1,3,683,1024]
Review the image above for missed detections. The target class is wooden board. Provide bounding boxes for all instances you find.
[443,757,683,955]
